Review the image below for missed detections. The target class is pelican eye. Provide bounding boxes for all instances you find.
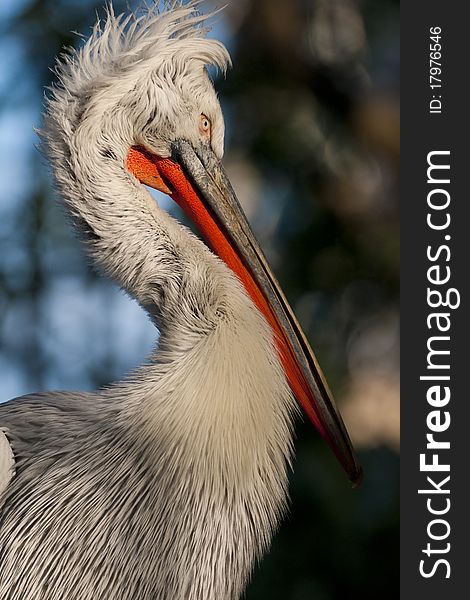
[199,114,211,141]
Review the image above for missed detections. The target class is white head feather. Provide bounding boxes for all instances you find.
[44,1,230,162]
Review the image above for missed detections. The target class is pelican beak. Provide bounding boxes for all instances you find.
[126,140,362,485]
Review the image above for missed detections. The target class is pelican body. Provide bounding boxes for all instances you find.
[0,3,361,599]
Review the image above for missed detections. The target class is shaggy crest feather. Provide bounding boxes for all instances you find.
[43,0,230,165]
[0,3,296,599]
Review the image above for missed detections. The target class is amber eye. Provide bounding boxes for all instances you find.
[199,114,211,140]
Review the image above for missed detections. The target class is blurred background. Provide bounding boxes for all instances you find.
[0,0,399,598]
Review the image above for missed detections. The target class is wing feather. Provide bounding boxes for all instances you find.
[0,428,15,500]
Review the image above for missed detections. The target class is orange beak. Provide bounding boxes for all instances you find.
[127,141,362,485]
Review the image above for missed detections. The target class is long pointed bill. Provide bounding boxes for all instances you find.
[127,141,362,485]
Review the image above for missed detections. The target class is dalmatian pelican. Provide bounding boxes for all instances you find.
[0,2,361,599]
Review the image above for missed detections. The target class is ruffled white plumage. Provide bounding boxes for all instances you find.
[0,3,296,598]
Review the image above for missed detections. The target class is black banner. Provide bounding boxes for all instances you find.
[401,3,470,598]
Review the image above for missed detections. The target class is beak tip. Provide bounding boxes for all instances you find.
[350,464,364,488]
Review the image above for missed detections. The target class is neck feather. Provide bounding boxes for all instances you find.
[47,115,189,325]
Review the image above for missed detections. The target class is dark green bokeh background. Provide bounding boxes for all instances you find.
[0,1,399,598]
